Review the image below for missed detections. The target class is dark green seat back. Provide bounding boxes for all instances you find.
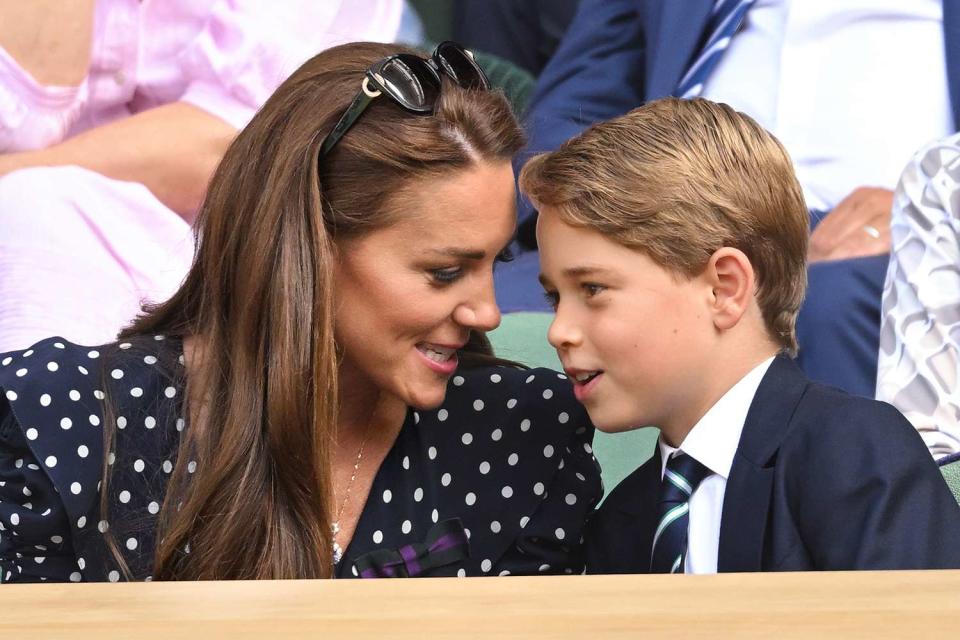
[941,455,960,506]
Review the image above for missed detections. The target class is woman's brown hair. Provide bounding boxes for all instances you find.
[100,42,525,580]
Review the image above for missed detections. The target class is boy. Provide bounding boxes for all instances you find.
[520,97,960,573]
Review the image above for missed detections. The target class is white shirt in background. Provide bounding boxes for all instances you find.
[702,0,951,212]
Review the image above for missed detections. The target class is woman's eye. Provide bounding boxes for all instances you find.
[431,267,463,284]
[543,290,559,310]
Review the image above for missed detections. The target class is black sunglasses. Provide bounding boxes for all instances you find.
[319,42,490,158]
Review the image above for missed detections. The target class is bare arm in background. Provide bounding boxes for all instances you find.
[0,0,236,221]
[0,103,236,222]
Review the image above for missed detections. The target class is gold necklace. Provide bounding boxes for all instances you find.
[331,414,374,564]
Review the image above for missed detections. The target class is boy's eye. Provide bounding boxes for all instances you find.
[542,290,559,310]
[582,283,606,298]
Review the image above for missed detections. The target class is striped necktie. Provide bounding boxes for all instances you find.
[650,452,713,574]
[674,0,757,99]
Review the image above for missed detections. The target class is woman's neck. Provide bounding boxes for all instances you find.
[337,368,407,447]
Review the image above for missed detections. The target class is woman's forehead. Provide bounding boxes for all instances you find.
[372,161,517,244]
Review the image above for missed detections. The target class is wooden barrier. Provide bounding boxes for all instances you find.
[2,570,958,638]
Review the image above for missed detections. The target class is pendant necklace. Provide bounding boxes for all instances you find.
[332,414,373,565]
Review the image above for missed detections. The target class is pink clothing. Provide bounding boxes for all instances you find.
[0,0,403,352]
[0,0,404,150]
[0,167,193,348]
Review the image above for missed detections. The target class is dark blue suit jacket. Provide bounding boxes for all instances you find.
[586,355,960,572]
[518,0,960,244]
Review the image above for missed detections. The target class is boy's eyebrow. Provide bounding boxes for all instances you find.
[561,265,616,278]
[538,265,615,287]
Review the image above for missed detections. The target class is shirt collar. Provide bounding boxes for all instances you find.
[659,356,775,480]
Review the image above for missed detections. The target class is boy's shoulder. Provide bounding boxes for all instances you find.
[778,377,919,457]
[737,354,918,463]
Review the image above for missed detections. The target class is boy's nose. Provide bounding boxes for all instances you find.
[547,307,581,350]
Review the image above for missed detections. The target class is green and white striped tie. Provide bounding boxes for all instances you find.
[650,452,713,573]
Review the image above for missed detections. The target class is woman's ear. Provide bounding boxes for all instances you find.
[705,247,756,332]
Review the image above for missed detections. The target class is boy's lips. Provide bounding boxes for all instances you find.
[564,367,604,402]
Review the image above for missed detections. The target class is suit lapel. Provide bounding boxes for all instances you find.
[717,355,808,572]
[646,0,715,100]
[944,0,960,130]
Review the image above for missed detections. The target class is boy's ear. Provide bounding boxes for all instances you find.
[705,247,756,332]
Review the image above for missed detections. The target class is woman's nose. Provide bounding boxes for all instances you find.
[453,276,502,332]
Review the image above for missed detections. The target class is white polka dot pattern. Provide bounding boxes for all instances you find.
[0,336,187,583]
[0,339,602,582]
[338,365,602,579]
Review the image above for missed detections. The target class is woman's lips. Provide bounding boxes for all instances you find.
[416,343,460,376]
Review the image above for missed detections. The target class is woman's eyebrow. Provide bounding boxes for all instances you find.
[428,247,487,260]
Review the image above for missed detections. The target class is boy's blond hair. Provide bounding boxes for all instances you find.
[520,97,809,355]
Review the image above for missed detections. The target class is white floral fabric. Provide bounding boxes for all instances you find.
[878,134,960,459]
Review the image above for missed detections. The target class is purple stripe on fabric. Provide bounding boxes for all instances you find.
[400,544,422,577]
[429,533,466,554]
[361,564,399,579]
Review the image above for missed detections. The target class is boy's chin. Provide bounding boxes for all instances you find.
[587,408,649,434]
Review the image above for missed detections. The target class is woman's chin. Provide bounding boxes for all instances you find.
[403,382,449,411]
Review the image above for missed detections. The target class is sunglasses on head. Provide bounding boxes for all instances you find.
[319,41,490,158]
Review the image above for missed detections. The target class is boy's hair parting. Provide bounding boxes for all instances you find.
[519,97,809,355]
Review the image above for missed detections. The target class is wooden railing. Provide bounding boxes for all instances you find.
[2,570,958,638]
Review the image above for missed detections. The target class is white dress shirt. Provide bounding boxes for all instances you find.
[658,357,774,574]
[702,0,951,212]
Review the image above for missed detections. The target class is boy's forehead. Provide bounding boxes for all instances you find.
[539,209,637,279]
[537,206,618,254]
[536,205,589,240]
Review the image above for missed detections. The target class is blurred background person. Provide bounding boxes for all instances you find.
[452,0,581,76]
[0,0,406,352]
[878,134,960,460]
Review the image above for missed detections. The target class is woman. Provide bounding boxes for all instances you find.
[0,41,600,582]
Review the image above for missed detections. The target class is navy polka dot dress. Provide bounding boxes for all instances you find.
[0,337,602,582]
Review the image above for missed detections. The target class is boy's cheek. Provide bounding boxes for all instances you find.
[582,390,644,434]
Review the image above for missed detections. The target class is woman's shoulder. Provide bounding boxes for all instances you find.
[1,337,112,440]
[0,335,184,582]
[0,334,184,507]
[1,334,180,391]
[0,335,183,436]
